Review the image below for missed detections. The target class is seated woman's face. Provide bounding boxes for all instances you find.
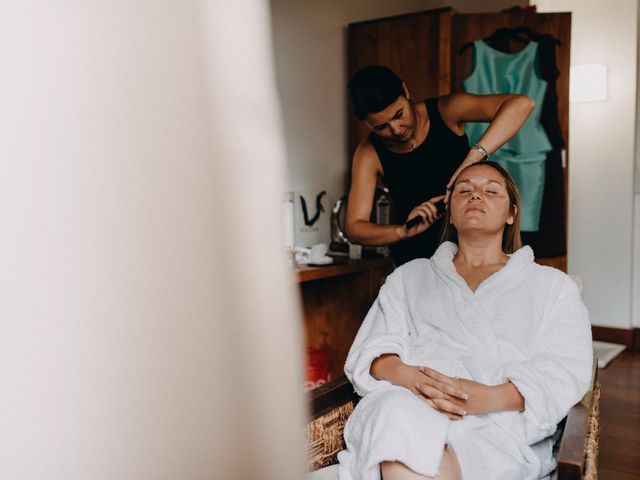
[449,164,515,235]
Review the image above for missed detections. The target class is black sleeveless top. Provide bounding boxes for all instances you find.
[369,98,470,265]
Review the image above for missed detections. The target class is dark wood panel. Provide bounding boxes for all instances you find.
[634,328,640,351]
[370,265,391,299]
[308,376,358,420]
[300,272,372,380]
[437,9,454,95]
[599,469,640,480]
[592,325,635,346]
[535,256,566,272]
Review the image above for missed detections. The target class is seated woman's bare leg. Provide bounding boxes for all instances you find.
[380,445,462,480]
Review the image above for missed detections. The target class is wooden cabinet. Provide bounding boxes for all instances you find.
[297,258,393,381]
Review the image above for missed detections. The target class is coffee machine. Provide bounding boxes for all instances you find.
[330,187,390,258]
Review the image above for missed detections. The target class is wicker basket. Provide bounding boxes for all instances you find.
[584,381,601,480]
[306,401,354,471]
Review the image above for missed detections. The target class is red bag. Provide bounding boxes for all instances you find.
[304,346,331,392]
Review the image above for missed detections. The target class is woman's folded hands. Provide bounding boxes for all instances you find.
[415,366,525,419]
[371,354,524,420]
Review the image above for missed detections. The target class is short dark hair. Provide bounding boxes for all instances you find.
[347,65,405,120]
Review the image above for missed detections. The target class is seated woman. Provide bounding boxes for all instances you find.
[337,162,592,480]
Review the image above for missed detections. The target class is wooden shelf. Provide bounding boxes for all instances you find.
[298,256,393,382]
[296,257,392,283]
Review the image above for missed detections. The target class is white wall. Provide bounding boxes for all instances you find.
[634,193,640,327]
[634,3,640,329]
[534,0,638,328]
[270,0,521,244]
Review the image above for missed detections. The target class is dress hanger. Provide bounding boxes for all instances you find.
[510,26,561,45]
[459,26,561,55]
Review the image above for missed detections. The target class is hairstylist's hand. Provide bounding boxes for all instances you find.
[402,195,445,239]
[445,149,486,202]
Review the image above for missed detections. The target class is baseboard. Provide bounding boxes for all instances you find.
[591,325,640,351]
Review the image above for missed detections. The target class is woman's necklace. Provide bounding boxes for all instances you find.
[409,106,420,150]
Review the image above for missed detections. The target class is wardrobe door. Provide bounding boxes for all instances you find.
[347,8,454,158]
[451,12,571,271]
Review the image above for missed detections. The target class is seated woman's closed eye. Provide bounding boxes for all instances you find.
[339,162,593,480]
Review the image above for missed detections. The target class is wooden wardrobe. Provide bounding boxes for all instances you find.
[348,7,571,271]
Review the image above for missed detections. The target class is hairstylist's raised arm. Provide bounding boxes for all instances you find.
[440,93,535,192]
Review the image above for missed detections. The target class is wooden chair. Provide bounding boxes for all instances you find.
[306,362,600,480]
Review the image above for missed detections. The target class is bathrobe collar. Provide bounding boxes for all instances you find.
[431,241,535,295]
[426,242,535,355]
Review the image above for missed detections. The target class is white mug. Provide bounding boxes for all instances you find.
[309,243,328,263]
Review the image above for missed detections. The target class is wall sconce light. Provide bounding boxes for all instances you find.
[570,64,608,102]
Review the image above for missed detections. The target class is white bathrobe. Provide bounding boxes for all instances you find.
[337,242,592,480]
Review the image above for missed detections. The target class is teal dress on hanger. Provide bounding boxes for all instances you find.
[463,40,552,232]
